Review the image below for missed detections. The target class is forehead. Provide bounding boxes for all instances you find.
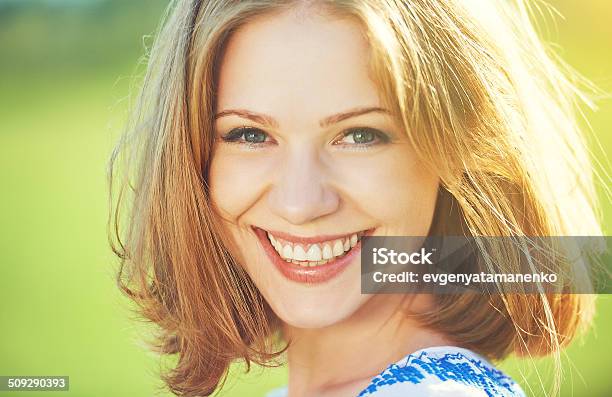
[215,8,382,121]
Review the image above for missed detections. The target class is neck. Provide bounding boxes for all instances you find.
[283,294,451,397]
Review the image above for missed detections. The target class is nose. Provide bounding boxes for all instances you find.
[267,146,340,225]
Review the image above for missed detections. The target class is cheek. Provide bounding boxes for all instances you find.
[333,147,439,233]
[208,149,276,219]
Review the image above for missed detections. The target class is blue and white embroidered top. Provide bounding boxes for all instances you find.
[267,346,526,397]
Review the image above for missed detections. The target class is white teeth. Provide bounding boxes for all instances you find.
[332,240,344,256]
[322,244,333,259]
[306,244,322,261]
[282,244,293,260]
[267,231,364,266]
[293,245,307,261]
[268,232,281,251]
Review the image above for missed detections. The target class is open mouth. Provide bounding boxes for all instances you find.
[252,226,374,284]
[266,230,365,267]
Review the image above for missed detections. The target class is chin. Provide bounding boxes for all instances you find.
[268,286,370,329]
[277,305,352,329]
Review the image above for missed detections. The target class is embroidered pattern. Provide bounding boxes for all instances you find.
[358,350,523,397]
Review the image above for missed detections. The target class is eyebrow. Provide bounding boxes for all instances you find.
[214,106,389,128]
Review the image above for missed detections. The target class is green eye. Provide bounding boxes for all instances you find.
[243,129,266,143]
[335,127,389,146]
[351,128,375,144]
[222,127,268,144]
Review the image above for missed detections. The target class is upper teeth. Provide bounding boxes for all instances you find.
[267,232,361,265]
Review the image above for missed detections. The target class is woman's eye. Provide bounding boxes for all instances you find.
[334,127,390,146]
[221,127,270,144]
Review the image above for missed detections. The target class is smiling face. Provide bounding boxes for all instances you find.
[209,7,439,328]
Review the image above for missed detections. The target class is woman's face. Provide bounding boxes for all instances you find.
[210,8,439,328]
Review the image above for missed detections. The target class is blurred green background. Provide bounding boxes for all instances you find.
[0,0,610,396]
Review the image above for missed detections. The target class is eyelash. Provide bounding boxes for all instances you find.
[220,126,391,148]
[221,127,273,147]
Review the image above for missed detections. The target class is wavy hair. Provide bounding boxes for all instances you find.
[109,0,604,395]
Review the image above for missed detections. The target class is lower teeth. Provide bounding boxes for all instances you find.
[284,251,348,266]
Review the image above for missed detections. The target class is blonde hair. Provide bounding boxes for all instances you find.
[109,0,603,396]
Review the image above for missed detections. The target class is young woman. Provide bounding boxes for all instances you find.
[109,1,603,396]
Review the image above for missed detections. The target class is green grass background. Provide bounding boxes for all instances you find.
[0,1,610,396]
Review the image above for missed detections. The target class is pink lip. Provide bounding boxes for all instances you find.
[252,226,374,284]
[262,229,361,244]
